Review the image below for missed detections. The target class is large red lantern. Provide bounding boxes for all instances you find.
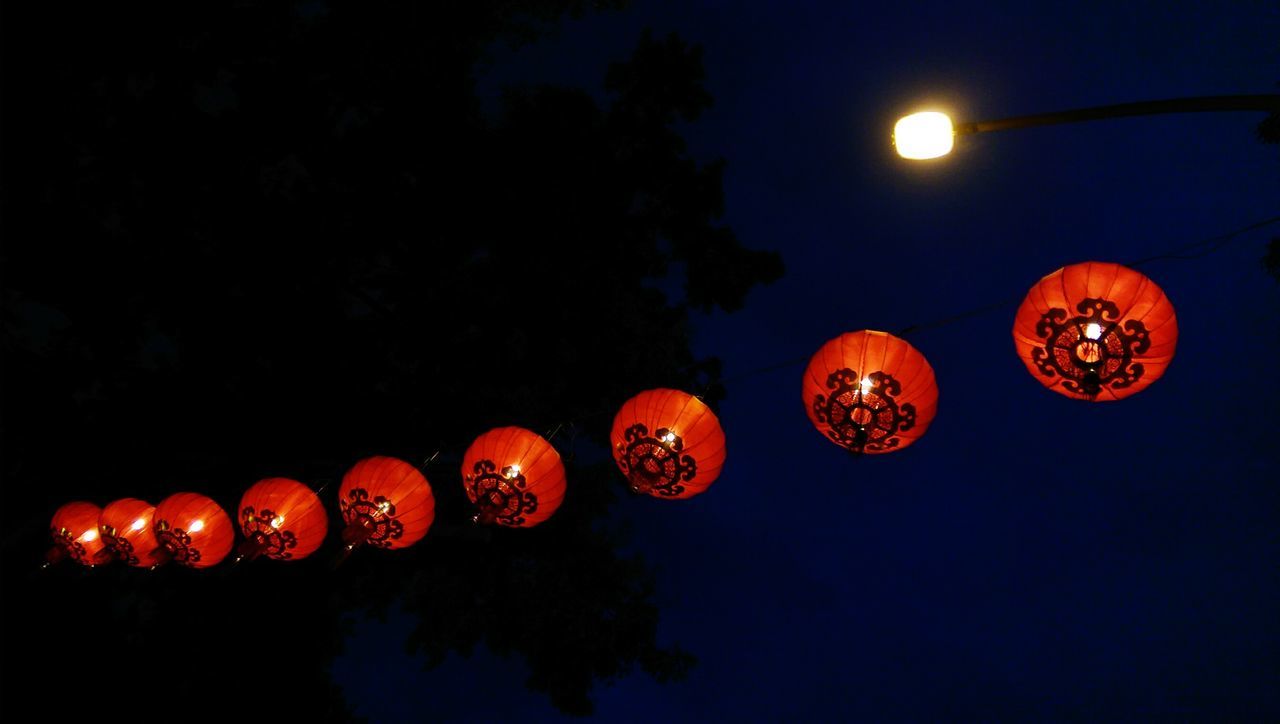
[338,456,434,550]
[47,501,107,567]
[237,478,329,561]
[99,498,165,568]
[803,330,939,454]
[1013,261,1177,401]
[153,493,235,568]
[461,427,565,527]
[610,389,726,498]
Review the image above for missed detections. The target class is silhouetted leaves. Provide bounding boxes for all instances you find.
[1264,238,1280,282]
[1257,111,1280,144]
[0,0,779,719]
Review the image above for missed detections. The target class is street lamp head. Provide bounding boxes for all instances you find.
[893,111,955,159]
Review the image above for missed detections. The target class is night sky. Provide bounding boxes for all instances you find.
[4,1,1277,721]
[331,1,1280,721]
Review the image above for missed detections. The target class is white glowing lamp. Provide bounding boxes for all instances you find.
[188,519,205,533]
[893,111,955,159]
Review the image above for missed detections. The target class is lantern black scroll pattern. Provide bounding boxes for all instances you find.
[812,369,916,454]
[1032,297,1150,398]
[154,520,202,565]
[464,460,539,526]
[240,507,299,560]
[338,488,404,548]
[100,524,139,566]
[49,526,89,564]
[616,423,698,497]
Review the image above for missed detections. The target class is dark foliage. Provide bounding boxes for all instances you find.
[1257,111,1280,145]
[0,1,781,719]
[1264,238,1280,281]
[1259,101,1280,283]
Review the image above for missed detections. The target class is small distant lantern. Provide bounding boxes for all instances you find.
[47,501,107,567]
[338,457,434,550]
[610,389,726,498]
[461,427,566,528]
[153,493,235,568]
[803,330,939,454]
[237,478,329,561]
[99,498,165,567]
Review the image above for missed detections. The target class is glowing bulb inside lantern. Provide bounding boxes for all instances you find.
[663,432,676,443]
[507,464,521,478]
[81,529,98,542]
[860,377,873,392]
[271,516,284,529]
[378,501,391,513]
[893,112,955,159]
[189,519,205,533]
[130,518,147,532]
[1085,323,1102,340]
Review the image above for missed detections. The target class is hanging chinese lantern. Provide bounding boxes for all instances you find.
[98,498,165,568]
[338,456,434,550]
[803,330,939,454]
[237,478,329,561]
[153,492,235,568]
[1013,261,1177,401]
[46,501,107,567]
[461,427,565,527]
[610,389,726,498]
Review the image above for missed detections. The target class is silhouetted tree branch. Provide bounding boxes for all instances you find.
[0,1,779,719]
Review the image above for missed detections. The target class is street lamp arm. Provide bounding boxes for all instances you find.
[955,94,1280,135]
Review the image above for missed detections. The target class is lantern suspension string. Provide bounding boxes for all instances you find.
[494,212,1280,439]
[894,294,1025,338]
[684,212,1280,393]
[697,353,813,391]
[544,423,564,443]
[1125,214,1280,266]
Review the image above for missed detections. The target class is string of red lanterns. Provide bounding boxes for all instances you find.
[43,261,1179,569]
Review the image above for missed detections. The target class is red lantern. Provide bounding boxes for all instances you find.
[1013,261,1177,401]
[338,456,434,550]
[610,388,726,498]
[47,501,107,567]
[99,498,165,568]
[462,427,565,527]
[803,330,939,454]
[153,493,235,568]
[237,478,329,561]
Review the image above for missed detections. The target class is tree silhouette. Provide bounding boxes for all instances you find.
[0,1,781,719]
[1259,106,1280,282]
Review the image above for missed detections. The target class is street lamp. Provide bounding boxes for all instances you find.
[893,95,1280,160]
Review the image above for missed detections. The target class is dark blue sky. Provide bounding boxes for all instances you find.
[334,2,1280,720]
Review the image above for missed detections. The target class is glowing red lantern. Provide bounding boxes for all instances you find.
[47,501,107,567]
[1013,261,1177,401]
[153,493,235,568]
[338,456,434,550]
[237,478,329,561]
[461,427,565,527]
[803,330,939,454]
[610,388,726,498]
[99,498,165,568]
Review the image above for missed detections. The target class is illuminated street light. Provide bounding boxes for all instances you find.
[894,95,1280,159]
[893,111,954,159]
